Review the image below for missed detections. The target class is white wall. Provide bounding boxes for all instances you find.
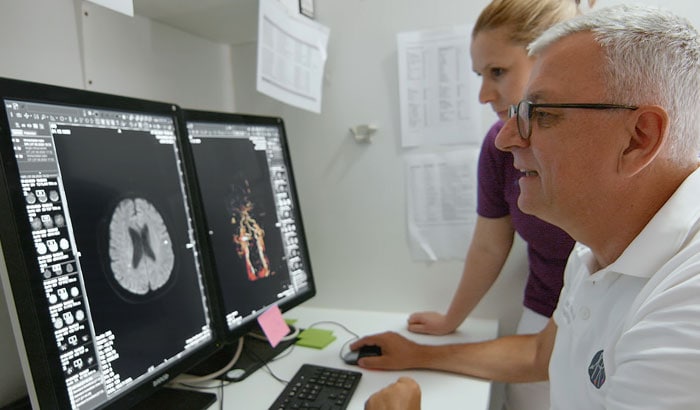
[80,1,235,111]
[229,0,700,334]
[230,0,529,338]
[0,0,236,406]
[0,0,235,111]
[0,268,24,407]
[0,0,84,88]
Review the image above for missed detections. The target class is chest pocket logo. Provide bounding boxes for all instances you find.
[588,349,606,389]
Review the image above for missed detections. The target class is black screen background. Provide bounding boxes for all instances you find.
[53,125,208,382]
[190,137,290,328]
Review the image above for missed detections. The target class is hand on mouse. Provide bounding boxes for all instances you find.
[349,332,421,370]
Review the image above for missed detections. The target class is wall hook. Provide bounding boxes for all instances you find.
[349,124,378,143]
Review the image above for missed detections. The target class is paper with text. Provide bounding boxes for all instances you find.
[257,0,330,113]
[397,26,481,147]
[405,147,480,261]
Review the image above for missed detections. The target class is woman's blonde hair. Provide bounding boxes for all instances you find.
[473,0,595,45]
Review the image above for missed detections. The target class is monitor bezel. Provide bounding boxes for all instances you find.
[0,77,222,409]
[179,108,317,344]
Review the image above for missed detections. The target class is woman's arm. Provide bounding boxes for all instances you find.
[408,215,515,335]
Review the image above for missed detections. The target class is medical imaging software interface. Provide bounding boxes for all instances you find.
[187,120,311,331]
[4,100,213,410]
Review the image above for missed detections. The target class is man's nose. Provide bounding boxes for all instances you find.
[494,115,528,152]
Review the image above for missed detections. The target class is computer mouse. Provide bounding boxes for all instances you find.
[342,344,382,365]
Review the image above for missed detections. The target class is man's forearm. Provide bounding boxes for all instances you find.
[412,320,556,383]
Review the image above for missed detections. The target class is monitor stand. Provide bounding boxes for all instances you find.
[187,325,300,383]
[0,388,216,410]
[0,395,31,410]
[131,387,217,410]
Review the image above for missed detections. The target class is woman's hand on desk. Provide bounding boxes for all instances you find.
[407,311,456,335]
[350,332,422,370]
[365,377,421,410]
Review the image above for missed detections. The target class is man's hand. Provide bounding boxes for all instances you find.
[364,377,421,410]
[350,332,421,370]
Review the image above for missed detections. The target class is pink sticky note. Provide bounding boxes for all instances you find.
[257,305,290,348]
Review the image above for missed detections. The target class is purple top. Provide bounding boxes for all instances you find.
[477,121,574,317]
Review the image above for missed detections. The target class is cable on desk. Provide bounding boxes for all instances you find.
[246,323,300,342]
[248,320,362,386]
[244,341,291,384]
[210,325,298,385]
[305,320,360,339]
[171,336,245,384]
[219,378,224,410]
[304,320,361,362]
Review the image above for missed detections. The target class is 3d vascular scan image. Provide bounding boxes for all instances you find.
[229,180,273,282]
[191,133,293,318]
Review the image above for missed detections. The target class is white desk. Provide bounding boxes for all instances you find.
[208,306,498,410]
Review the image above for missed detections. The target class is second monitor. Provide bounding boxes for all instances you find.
[182,110,315,378]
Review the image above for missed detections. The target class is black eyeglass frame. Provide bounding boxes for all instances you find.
[508,99,639,139]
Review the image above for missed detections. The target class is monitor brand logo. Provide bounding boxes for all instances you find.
[152,373,170,387]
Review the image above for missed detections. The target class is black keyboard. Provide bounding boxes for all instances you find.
[269,364,362,410]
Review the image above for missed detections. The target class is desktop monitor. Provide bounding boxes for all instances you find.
[0,77,220,409]
[180,110,315,378]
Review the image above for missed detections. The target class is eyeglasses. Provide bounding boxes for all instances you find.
[508,99,638,139]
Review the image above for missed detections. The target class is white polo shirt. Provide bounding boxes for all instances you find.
[549,166,700,410]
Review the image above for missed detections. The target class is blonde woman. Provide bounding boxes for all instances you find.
[407,1,594,409]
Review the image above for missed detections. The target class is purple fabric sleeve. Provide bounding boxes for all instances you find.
[476,121,575,317]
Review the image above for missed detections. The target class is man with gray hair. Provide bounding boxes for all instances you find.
[357,4,700,409]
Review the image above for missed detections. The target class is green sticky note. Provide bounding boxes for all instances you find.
[296,334,336,349]
[295,328,336,349]
[298,328,333,339]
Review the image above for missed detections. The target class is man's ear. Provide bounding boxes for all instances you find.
[619,105,668,176]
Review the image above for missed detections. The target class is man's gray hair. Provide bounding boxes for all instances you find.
[529,4,700,162]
